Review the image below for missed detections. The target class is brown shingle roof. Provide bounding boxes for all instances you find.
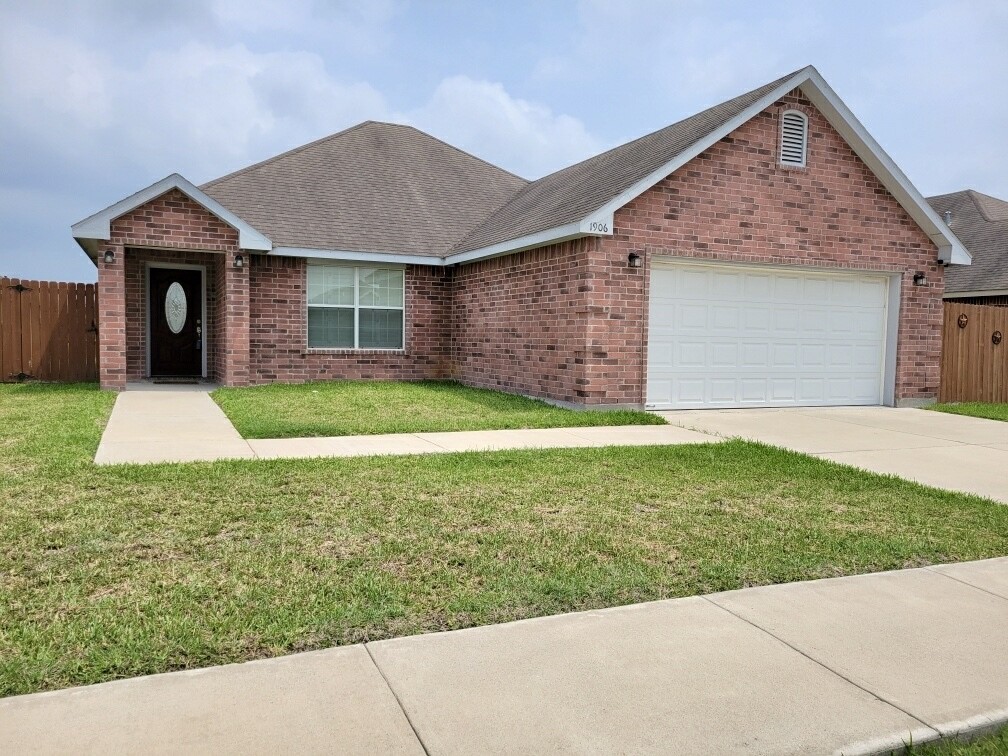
[200,121,528,257]
[927,190,1008,293]
[450,69,804,254]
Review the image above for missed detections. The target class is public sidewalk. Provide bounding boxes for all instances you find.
[3,559,1007,755]
[93,385,716,465]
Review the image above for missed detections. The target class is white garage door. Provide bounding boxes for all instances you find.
[646,261,890,409]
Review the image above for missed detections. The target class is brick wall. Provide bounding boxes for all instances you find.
[588,89,942,403]
[110,188,238,252]
[246,255,451,385]
[451,239,592,402]
[96,246,126,390]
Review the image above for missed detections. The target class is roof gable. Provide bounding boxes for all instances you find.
[200,121,528,257]
[72,174,271,253]
[449,66,971,266]
[450,71,797,256]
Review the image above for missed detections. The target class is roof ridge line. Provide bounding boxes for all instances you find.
[967,189,1008,223]
[388,121,530,184]
[200,121,374,189]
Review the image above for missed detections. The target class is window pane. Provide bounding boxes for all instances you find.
[308,264,354,306]
[307,307,354,348]
[358,308,403,349]
[359,268,403,308]
[307,265,324,305]
[323,266,354,306]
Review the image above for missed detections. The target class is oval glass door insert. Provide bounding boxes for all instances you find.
[165,282,187,334]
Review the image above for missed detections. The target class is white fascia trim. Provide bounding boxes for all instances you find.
[71,173,272,251]
[271,247,439,266]
[589,68,815,223]
[444,219,606,266]
[581,65,971,267]
[944,288,1008,299]
[799,70,971,266]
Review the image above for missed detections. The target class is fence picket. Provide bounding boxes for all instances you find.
[0,277,99,382]
[940,303,1008,403]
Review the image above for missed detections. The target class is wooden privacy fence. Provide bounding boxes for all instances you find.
[0,277,98,382]
[940,302,1008,403]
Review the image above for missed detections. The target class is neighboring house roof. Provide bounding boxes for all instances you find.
[200,121,528,257]
[928,190,1008,295]
[450,70,798,255]
[73,65,971,268]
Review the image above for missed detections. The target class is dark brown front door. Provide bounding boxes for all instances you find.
[149,267,203,377]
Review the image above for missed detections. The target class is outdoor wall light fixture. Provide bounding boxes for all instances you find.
[234,254,244,268]
[628,252,642,268]
[102,249,115,264]
[913,272,927,286]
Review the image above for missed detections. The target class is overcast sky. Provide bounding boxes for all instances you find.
[1,0,1005,282]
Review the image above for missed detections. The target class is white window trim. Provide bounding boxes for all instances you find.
[306,263,406,351]
[779,108,809,168]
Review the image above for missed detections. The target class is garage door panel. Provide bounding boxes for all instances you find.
[741,305,771,332]
[744,273,772,299]
[741,343,769,367]
[679,304,708,330]
[801,344,826,367]
[711,343,738,367]
[677,269,709,296]
[712,305,739,330]
[678,342,705,367]
[647,262,889,409]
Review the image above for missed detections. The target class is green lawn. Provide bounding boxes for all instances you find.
[212,379,665,438]
[2,383,1008,697]
[928,402,1008,423]
[909,727,1008,755]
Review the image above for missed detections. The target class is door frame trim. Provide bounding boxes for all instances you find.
[145,262,208,379]
[646,256,902,409]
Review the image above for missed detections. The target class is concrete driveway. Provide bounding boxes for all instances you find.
[659,406,1008,504]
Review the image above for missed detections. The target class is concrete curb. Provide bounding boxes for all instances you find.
[839,708,1008,755]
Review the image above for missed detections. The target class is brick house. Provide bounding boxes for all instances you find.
[72,66,970,409]
[927,190,1008,306]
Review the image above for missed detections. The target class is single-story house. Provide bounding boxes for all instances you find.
[927,190,1008,306]
[72,65,971,409]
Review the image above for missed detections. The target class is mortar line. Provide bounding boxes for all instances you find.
[699,595,936,733]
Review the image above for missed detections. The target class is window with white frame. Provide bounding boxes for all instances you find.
[307,264,405,349]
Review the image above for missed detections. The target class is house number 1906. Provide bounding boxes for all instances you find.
[588,221,610,233]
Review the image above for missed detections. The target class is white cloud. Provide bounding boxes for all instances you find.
[0,22,391,183]
[404,76,605,179]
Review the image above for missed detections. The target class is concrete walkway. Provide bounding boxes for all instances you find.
[661,406,1008,503]
[94,386,715,465]
[95,384,256,464]
[3,559,1006,755]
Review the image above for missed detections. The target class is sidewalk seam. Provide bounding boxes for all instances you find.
[700,595,937,733]
[924,567,1008,603]
[363,644,431,756]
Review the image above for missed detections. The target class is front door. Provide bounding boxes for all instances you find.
[149,267,203,377]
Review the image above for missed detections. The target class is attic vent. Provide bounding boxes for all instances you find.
[779,110,808,167]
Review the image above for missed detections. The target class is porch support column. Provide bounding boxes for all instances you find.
[220,251,250,387]
[97,244,126,390]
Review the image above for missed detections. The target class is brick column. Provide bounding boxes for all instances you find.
[220,252,250,386]
[97,245,126,390]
